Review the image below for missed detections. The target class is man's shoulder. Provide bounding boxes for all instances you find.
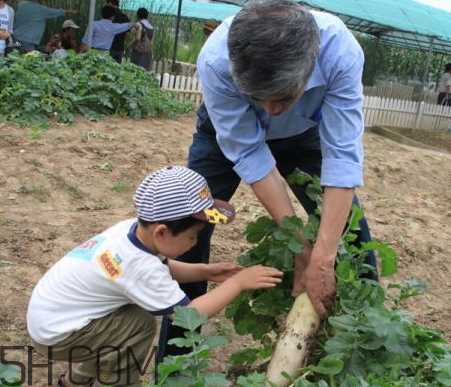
[197,17,233,75]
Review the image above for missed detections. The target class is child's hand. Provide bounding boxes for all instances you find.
[233,265,283,290]
[207,262,242,283]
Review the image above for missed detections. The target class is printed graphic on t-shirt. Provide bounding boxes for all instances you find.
[96,250,123,280]
[0,8,9,31]
[66,235,106,261]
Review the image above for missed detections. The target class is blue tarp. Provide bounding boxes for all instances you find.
[122,0,240,22]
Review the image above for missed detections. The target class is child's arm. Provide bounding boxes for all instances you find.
[167,259,240,283]
[188,265,283,317]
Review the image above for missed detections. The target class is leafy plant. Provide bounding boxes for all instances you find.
[151,307,232,387]
[0,362,21,386]
[0,51,192,127]
[225,170,451,386]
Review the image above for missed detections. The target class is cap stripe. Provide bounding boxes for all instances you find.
[134,166,214,222]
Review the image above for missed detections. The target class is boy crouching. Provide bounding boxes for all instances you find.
[27,166,283,386]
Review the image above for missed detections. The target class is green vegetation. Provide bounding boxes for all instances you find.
[0,51,191,126]
[156,171,451,387]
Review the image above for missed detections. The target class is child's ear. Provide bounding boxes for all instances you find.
[154,224,171,239]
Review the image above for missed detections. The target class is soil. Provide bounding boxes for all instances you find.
[387,126,451,154]
[0,116,450,385]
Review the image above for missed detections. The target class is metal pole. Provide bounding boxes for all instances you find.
[172,0,183,75]
[422,38,434,94]
[87,0,97,47]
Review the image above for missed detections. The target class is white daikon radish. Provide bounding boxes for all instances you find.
[266,293,320,386]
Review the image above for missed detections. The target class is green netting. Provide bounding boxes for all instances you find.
[298,0,451,53]
[122,0,240,22]
[121,0,451,54]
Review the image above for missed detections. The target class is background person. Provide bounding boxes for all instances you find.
[437,63,451,106]
[13,0,75,52]
[60,19,79,52]
[107,0,130,63]
[0,0,14,57]
[130,7,154,71]
[80,5,132,54]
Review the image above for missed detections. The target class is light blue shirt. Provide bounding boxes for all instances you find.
[197,11,365,188]
[14,1,64,45]
[82,19,131,51]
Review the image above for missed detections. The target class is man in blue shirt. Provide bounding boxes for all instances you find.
[159,0,377,359]
[81,5,132,52]
[13,0,73,52]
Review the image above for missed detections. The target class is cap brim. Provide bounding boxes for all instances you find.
[193,199,235,225]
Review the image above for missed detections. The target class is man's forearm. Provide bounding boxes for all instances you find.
[313,187,354,260]
[251,167,295,224]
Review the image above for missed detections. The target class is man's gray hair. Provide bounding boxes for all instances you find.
[228,0,320,101]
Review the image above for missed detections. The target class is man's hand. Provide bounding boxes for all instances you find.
[206,262,242,283]
[291,243,312,297]
[302,253,336,318]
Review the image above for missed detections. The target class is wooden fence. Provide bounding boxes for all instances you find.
[157,73,451,131]
[363,96,451,130]
[364,83,438,105]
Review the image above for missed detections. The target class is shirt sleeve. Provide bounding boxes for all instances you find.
[198,58,276,184]
[111,22,132,35]
[123,259,189,315]
[319,29,365,188]
[36,4,65,19]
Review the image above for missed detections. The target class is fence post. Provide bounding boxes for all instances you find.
[415,101,425,129]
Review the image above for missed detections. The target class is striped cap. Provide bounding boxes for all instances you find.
[134,166,235,225]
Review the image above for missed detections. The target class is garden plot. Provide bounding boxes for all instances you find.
[0,116,450,385]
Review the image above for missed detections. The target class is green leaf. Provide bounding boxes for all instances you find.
[288,238,303,254]
[362,240,398,276]
[203,336,228,349]
[311,354,344,376]
[434,354,451,386]
[287,169,313,186]
[0,363,21,386]
[246,216,277,243]
[236,372,267,387]
[204,372,229,387]
[168,337,194,348]
[251,288,292,317]
[230,347,259,366]
[172,307,208,331]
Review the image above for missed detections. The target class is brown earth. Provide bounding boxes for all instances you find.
[0,116,450,385]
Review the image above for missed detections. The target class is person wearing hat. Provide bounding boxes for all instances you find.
[13,0,77,52]
[61,19,80,53]
[26,166,282,387]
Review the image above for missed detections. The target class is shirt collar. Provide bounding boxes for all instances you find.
[127,221,166,262]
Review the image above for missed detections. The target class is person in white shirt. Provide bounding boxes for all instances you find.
[27,166,282,387]
[437,63,451,106]
[0,0,14,56]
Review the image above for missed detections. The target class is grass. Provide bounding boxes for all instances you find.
[98,162,113,172]
[82,130,114,142]
[17,184,50,203]
[112,180,129,193]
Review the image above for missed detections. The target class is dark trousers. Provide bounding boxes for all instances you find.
[437,92,450,106]
[157,104,377,360]
[110,49,124,64]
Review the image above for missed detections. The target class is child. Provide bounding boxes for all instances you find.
[27,166,283,387]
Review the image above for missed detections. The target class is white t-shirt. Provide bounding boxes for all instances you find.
[438,72,451,94]
[27,219,189,346]
[0,6,10,54]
